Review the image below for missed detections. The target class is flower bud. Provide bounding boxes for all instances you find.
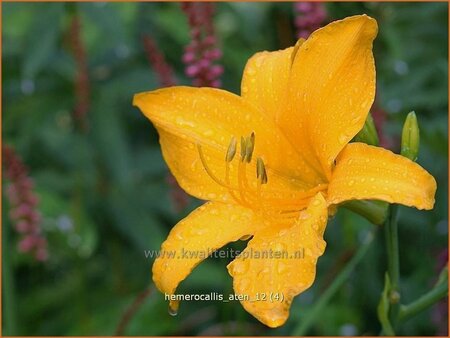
[353,112,379,146]
[401,111,420,161]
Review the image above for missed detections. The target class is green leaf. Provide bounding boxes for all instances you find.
[22,3,65,79]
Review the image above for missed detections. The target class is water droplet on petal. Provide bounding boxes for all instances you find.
[338,134,348,144]
[168,301,179,316]
[175,231,184,240]
[203,129,214,137]
[277,262,287,273]
[247,67,256,75]
[278,229,288,237]
[312,199,321,206]
[299,211,310,220]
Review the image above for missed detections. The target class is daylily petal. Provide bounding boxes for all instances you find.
[134,87,322,206]
[153,201,264,308]
[227,193,328,328]
[241,46,294,121]
[328,143,436,210]
[278,15,378,178]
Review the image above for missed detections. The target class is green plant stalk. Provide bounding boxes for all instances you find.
[384,205,400,331]
[2,218,18,335]
[292,229,376,336]
[378,273,395,336]
[398,268,448,322]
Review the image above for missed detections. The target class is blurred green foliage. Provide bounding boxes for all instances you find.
[2,2,448,336]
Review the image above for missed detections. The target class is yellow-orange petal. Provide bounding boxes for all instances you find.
[153,201,263,305]
[328,143,436,210]
[227,193,328,328]
[278,15,378,178]
[239,43,325,184]
[134,87,322,205]
[241,46,294,122]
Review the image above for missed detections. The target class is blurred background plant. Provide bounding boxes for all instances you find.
[2,2,448,336]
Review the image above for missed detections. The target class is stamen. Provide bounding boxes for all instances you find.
[225,161,246,206]
[240,136,247,162]
[256,157,268,184]
[238,160,253,206]
[245,132,255,163]
[197,143,234,190]
[197,137,327,223]
[225,136,237,162]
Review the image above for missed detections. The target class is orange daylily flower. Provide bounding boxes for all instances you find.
[133,15,436,328]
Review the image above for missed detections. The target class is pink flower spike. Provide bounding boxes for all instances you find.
[181,2,223,88]
[3,145,49,262]
[186,64,200,77]
[15,220,30,233]
[18,235,36,252]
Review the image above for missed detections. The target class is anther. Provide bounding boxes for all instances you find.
[240,136,247,162]
[256,157,268,184]
[225,136,237,162]
[245,132,255,163]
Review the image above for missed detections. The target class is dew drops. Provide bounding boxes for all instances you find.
[277,262,287,273]
[175,117,196,128]
[338,134,348,144]
[203,129,214,137]
[168,301,179,316]
[274,242,285,252]
[316,240,326,252]
[278,229,288,237]
[247,67,256,75]
[175,231,184,240]
[348,180,355,186]
[191,228,205,236]
[299,211,310,220]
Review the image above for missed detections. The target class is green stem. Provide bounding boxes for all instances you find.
[384,205,400,331]
[292,229,376,336]
[385,206,400,292]
[399,271,448,322]
[2,217,18,335]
